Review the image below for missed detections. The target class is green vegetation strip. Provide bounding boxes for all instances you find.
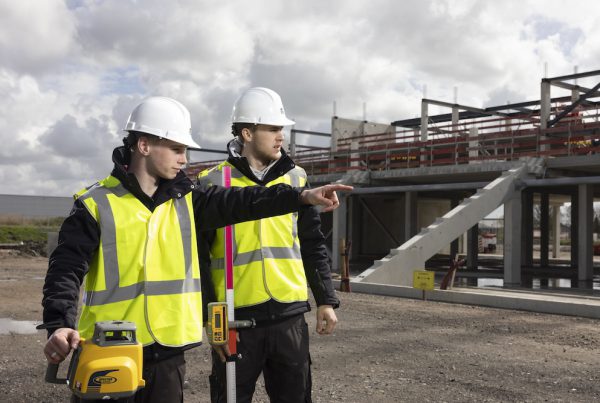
[0,226,57,243]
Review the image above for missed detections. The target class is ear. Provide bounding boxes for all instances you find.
[137,135,152,156]
[240,127,253,143]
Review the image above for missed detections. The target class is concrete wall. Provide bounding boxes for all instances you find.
[331,117,394,152]
[0,194,72,218]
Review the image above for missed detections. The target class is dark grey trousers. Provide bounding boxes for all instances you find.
[209,314,312,403]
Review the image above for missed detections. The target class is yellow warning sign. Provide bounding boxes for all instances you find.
[413,270,434,291]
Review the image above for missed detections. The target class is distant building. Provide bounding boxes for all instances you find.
[0,194,72,218]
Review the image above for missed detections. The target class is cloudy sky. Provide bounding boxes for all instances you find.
[1,0,599,196]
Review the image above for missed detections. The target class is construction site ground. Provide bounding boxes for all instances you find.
[1,255,600,402]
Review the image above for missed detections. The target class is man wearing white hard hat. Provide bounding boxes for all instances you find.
[39,96,351,402]
[198,87,339,402]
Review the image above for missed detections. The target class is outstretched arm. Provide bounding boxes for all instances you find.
[194,183,353,231]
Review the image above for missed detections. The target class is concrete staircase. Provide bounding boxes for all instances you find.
[354,159,544,286]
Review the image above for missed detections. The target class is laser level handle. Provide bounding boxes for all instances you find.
[45,363,67,384]
[230,319,255,329]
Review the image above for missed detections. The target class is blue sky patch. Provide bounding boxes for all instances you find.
[526,15,583,56]
[101,66,145,96]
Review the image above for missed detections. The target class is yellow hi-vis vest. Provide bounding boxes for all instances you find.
[75,175,202,346]
[198,161,308,308]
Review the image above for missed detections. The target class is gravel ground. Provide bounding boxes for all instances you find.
[1,255,599,402]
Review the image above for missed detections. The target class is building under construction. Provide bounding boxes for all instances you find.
[188,69,600,296]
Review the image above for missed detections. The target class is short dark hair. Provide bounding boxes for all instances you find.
[231,123,257,138]
[123,131,161,150]
[123,131,140,150]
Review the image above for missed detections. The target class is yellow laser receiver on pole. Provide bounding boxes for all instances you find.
[206,302,256,345]
[207,302,229,345]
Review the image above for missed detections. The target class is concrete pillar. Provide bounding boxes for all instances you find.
[348,195,358,261]
[420,101,429,141]
[540,81,551,152]
[451,107,459,134]
[577,184,593,283]
[467,224,479,270]
[411,128,419,168]
[540,81,551,130]
[504,190,522,286]
[420,101,428,164]
[551,204,561,259]
[571,191,579,268]
[452,107,460,164]
[450,197,460,259]
[504,110,512,158]
[468,126,479,163]
[521,191,534,267]
[461,232,468,255]
[404,192,418,242]
[350,122,362,169]
[332,195,348,273]
[540,192,550,267]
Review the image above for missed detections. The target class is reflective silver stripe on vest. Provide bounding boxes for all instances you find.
[173,197,193,279]
[287,169,303,241]
[82,183,198,306]
[79,184,129,292]
[287,168,302,187]
[204,170,222,186]
[210,245,302,270]
[85,282,143,306]
[84,278,202,306]
[203,166,244,186]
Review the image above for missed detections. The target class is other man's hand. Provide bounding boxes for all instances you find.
[316,305,338,335]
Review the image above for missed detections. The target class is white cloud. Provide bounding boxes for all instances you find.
[1,0,599,196]
[0,0,76,74]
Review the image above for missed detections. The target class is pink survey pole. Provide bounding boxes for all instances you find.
[223,165,237,403]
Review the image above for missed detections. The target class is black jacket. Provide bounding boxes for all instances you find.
[41,145,303,356]
[197,142,339,325]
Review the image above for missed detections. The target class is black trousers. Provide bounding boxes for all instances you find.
[71,351,186,403]
[209,314,312,403]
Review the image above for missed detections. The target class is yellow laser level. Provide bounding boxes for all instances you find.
[206,302,229,345]
[45,321,145,400]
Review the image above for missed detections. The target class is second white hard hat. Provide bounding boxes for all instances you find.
[231,87,295,126]
[124,96,201,149]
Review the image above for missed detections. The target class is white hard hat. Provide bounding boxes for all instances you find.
[231,87,295,126]
[124,96,201,149]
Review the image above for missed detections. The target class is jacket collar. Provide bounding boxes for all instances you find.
[225,138,295,185]
[110,146,195,211]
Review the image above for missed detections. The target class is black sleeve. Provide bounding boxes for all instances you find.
[197,228,217,324]
[42,199,100,336]
[298,205,340,308]
[192,183,302,231]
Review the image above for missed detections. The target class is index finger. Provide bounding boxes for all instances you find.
[328,184,353,192]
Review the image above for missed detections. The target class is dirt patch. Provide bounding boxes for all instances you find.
[1,256,599,402]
